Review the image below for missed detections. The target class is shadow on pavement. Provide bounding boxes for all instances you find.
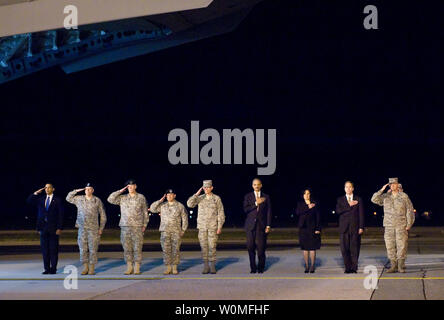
[96,258,127,272]
[140,258,164,272]
[179,258,202,272]
[334,257,345,268]
[264,256,280,271]
[216,257,240,270]
[363,255,388,267]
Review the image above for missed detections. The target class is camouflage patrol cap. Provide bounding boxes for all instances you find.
[203,180,213,188]
[388,178,399,184]
[165,189,175,194]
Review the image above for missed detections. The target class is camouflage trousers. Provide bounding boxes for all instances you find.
[198,229,218,262]
[384,227,409,261]
[160,231,182,265]
[77,228,100,264]
[120,227,144,264]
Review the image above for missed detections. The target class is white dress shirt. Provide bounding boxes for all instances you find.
[45,194,53,208]
[254,191,261,206]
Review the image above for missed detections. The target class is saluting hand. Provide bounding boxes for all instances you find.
[195,187,203,196]
[75,188,85,193]
[160,194,166,202]
[380,183,389,192]
[119,185,129,193]
[34,187,45,195]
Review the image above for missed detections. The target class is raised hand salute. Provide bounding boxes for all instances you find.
[195,187,203,196]
[33,187,45,195]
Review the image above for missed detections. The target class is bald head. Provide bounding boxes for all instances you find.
[252,178,262,192]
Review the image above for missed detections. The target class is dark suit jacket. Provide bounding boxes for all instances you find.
[335,195,364,234]
[27,194,64,232]
[243,192,272,231]
[295,201,321,231]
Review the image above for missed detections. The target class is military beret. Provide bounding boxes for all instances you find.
[388,177,399,184]
[125,179,137,185]
[85,182,93,188]
[202,180,213,188]
[165,189,175,194]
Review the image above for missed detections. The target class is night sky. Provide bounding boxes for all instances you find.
[0,0,442,229]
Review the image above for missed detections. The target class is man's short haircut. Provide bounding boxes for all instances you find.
[344,181,354,187]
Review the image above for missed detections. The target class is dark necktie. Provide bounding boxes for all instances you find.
[45,197,50,210]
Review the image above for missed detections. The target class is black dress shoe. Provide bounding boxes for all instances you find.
[258,269,264,274]
[49,270,57,274]
[351,270,357,274]
[42,270,50,275]
[304,269,309,273]
[250,270,257,274]
[344,270,351,274]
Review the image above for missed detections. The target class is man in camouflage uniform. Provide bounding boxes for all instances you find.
[371,178,415,273]
[66,183,107,275]
[150,189,188,275]
[187,180,225,274]
[108,179,149,275]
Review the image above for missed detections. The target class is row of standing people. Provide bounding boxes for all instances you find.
[296,178,415,274]
[26,177,414,275]
[27,179,239,275]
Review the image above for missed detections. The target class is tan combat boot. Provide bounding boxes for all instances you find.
[134,262,141,275]
[163,265,172,275]
[124,262,134,275]
[172,265,179,275]
[398,259,406,273]
[386,260,398,273]
[209,261,217,274]
[81,263,89,275]
[88,264,95,275]
[202,260,210,274]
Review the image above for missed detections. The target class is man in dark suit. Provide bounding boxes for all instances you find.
[243,178,272,273]
[335,181,365,273]
[27,183,64,274]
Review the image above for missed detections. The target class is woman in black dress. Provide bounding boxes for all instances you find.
[296,189,321,273]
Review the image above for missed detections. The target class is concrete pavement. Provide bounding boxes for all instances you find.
[1,242,443,299]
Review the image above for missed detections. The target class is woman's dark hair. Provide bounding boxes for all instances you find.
[301,188,313,200]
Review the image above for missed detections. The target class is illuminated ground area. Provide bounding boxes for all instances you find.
[1,243,443,300]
